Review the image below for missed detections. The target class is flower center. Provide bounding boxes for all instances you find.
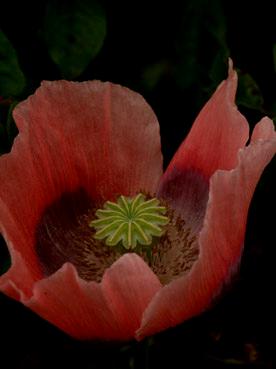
[89,193,169,250]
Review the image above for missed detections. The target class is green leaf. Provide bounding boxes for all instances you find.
[44,0,106,79]
[0,30,26,98]
[237,71,264,111]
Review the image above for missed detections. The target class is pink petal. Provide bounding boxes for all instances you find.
[251,116,275,142]
[157,61,248,230]
[0,205,42,293]
[25,263,121,340]
[102,253,162,338]
[24,253,161,340]
[14,80,163,199]
[164,60,249,177]
[137,118,276,340]
[0,250,35,300]
[0,81,162,294]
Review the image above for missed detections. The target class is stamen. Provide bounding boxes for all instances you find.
[150,208,199,284]
[36,189,199,285]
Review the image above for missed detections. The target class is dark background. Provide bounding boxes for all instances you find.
[0,1,275,368]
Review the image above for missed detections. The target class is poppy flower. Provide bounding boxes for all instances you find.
[0,61,275,341]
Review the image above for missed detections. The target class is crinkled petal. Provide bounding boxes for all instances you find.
[0,250,35,300]
[0,81,162,293]
[157,60,248,230]
[13,80,163,200]
[162,60,249,177]
[102,253,162,338]
[24,253,161,340]
[137,118,276,340]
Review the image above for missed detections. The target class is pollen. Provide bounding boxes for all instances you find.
[89,193,169,250]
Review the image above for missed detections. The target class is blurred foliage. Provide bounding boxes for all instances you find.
[44,0,106,79]
[0,99,18,153]
[0,30,26,98]
[273,44,276,72]
[141,60,169,91]
[174,0,229,93]
[0,122,5,155]
[237,71,264,112]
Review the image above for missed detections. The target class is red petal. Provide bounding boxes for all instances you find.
[0,81,162,293]
[25,263,122,340]
[163,60,249,177]
[157,61,248,230]
[0,250,35,300]
[102,253,161,338]
[24,254,161,340]
[251,116,275,142]
[137,118,276,340]
[14,80,163,199]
